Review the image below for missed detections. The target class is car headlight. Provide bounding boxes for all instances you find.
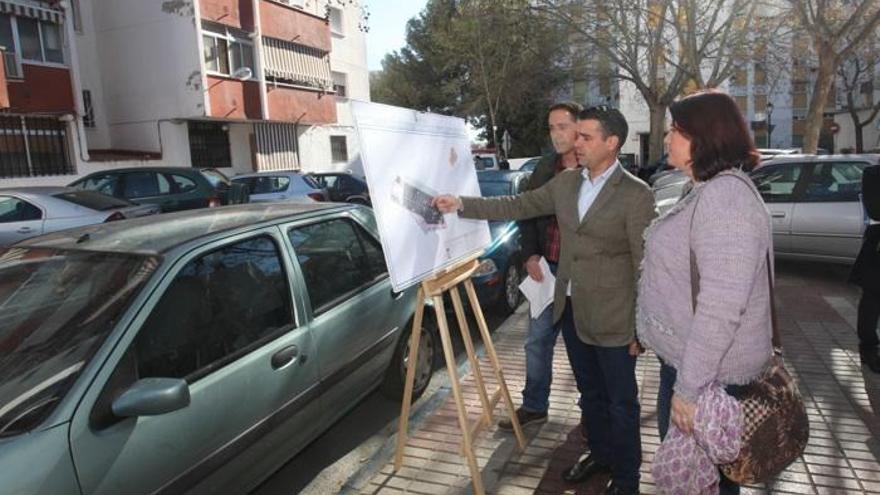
[472,259,497,277]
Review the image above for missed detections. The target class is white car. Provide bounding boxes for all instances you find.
[0,187,159,246]
[232,172,329,204]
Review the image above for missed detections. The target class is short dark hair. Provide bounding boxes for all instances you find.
[669,90,759,182]
[548,101,583,121]
[578,105,628,151]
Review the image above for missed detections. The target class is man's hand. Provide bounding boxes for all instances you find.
[671,393,697,435]
[432,195,462,213]
[628,340,644,357]
[525,255,544,282]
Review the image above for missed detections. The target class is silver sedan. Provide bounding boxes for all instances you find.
[0,187,159,246]
[651,154,880,263]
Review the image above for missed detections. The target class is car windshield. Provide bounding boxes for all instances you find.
[479,180,512,197]
[54,191,133,211]
[0,247,159,437]
[200,169,231,187]
[302,175,322,189]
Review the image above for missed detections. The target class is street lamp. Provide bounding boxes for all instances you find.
[766,101,774,148]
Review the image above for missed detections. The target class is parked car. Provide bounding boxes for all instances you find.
[1,203,435,495]
[651,154,880,263]
[0,187,159,246]
[518,157,541,173]
[509,156,540,171]
[472,169,532,314]
[232,171,328,203]
[308,172,371,205]
[69,167,249,213]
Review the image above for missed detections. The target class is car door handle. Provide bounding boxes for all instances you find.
[271,345,300,370]
[772,212,786,218]
[16,227,33,234]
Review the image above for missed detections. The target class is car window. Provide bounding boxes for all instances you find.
[478,180,512,197]
[0,196,42,222]
[801,162,866,203]
[751,164,803,203]
[234,176,291,194]
[169,174,198,193]
[302,175,322,189]
[123,172,171,198]
[53,191,132,211]
[132,236,294,382]
[200,169,231,187]
[322,176,340,189]
[288,218,387,315]
[74,174,118,196]
[0,248,158,437]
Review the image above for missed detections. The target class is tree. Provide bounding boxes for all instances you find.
[532,0,769,163]
[786,0,880,153]
[370,0,568,155]
[837,38,880,153]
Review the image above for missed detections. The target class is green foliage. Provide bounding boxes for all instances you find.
[370,0,567,155]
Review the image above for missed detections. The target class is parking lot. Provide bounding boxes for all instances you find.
[258,259,880,494]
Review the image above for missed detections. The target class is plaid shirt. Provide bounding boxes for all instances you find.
[543,158,568,263]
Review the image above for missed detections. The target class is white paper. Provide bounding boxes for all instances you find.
[351,100,492,291]
[518,257,556,319]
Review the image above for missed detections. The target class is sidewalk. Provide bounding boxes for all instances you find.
[357,261,880,495]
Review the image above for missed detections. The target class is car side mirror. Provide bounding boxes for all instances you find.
[111,378,191,417]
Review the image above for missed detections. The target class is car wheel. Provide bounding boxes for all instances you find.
[497,262,523,315]
[381,319,436,401]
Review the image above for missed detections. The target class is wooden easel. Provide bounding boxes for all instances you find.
[394,257,526,495]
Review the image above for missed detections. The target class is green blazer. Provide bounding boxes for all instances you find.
[461,165,657,347]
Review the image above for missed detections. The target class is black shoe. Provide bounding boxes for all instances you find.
[605,482,640,495]
[498,408,547,430]
[561,453,611,483]
[861,347,880,373]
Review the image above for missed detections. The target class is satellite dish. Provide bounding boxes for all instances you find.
[232,67,253,81]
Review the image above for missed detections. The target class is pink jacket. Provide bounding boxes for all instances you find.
[652,383,743,494]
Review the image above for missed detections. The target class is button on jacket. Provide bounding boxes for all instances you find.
[460,165,657,347]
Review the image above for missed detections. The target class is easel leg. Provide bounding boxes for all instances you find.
[394,285,425,472]
[433,294,485,495]
[464,279,527,450]
[449,285,494,427]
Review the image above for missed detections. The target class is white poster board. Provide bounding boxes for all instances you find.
[352,100,491,292]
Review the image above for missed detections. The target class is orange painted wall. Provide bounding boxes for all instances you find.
[200,0,254,31]
[207,76,262,120]
[0,52,8,109]
[6,64,74,113]
[266,85,335,124]
[260,0,331,51]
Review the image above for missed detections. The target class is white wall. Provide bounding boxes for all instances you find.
[87,0,205,153]
[229,123,254,175]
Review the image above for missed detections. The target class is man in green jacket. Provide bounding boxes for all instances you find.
[434,106,656,495]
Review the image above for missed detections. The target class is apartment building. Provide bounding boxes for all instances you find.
[1,0,369,186]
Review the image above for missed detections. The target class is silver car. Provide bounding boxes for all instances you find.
[232,172,328,204]
[751,154,879,263]
[0,187,159,246]
[652,154,880,263]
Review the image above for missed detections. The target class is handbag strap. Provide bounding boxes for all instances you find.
[688,173,781,350]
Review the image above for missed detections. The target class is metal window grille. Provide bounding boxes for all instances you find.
[330,135,347,163]
[0,114,73,178]
[255,123,298,171]
[188,121,231,169]
[82,90,95,128]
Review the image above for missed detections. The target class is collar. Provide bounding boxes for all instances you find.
[581,160,619,184]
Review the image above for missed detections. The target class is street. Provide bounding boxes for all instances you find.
[254,259,880,495]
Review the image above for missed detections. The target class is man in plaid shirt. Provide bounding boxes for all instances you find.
[498,102,586,430]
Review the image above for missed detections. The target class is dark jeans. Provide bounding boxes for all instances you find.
[858,288,880,350]
[561,300,641,490]
[658,361,740,495]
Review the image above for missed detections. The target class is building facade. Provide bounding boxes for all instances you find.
[1,0,369,187]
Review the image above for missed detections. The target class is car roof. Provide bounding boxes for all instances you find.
[18,202,349,254]
[74,166,206,178]
[0,186,77,197]
[233,171,303,178]
[760,154,880,166]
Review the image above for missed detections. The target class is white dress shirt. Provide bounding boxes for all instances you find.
[567,161,620,295]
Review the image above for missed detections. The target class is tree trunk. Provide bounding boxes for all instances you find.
[855,122,865,153]
[803,50,836,154]
[648,101,667,165]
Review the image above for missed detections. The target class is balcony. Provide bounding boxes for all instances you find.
[259,0,330,52]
